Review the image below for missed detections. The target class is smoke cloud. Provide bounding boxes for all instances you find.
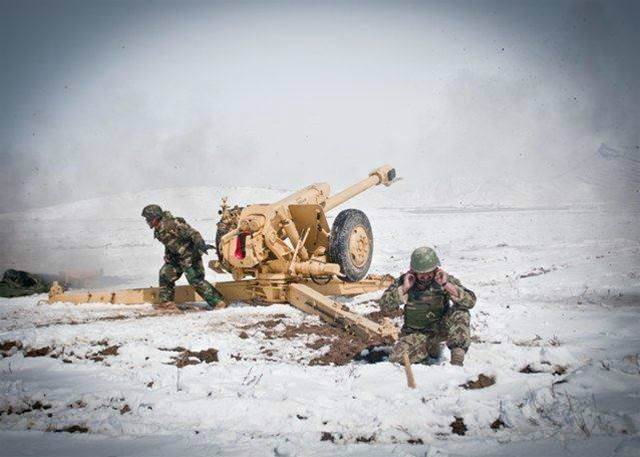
[1,0,639,213]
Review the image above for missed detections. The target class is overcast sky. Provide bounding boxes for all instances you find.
[1,0,638,212]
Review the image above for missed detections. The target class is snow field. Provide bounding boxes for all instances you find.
[0,185,639,456]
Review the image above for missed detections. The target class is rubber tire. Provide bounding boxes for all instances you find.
[328,209,373,282]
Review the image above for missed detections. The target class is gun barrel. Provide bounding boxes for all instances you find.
[324,165,396,212]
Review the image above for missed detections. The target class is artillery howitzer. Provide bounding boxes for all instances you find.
[48,165,399,340]
[209,165,399,339]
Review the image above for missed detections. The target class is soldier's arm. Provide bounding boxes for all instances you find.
[377,275,407,312]
[171,220,206,266]
[445,275,476,310]
[176,220,205,246]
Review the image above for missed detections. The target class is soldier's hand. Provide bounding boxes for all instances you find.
[434,268,449,286]
[196,241,215,254]
[402,271,416,293]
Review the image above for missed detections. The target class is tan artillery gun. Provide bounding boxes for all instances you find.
[49,165,399,340]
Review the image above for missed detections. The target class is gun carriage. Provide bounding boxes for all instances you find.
[48,165,400,340]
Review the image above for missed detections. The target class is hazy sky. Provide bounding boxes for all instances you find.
[1,0,639,211]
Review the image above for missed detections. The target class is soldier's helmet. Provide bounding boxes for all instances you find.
[410,246,440,273]
[141,204,163,221]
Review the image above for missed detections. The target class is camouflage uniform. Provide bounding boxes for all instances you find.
[0,269,51,298]
[153,211,224,307]
[379,274,476,364]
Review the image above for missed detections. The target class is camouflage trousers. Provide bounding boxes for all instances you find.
[389,307,471,364]
[159,256,223,307]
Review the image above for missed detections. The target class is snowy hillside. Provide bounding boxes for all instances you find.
[0,184,639,456]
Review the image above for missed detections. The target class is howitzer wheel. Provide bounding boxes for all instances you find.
[328,209,373,282]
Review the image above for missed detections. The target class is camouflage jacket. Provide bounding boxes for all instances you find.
[154,211,205,266]
[378,273,476,331]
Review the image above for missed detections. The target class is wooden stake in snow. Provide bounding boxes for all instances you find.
[403,353,416,389]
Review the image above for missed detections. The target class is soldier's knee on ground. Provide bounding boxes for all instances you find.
[444,308,471,350]
[389,334,429,364]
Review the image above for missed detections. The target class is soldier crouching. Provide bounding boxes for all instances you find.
[142,204,226,311]
[378,246,476,366]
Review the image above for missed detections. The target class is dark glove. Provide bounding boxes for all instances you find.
[196,241,215,254]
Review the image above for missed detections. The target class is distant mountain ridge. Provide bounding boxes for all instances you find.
[2,148,637,222]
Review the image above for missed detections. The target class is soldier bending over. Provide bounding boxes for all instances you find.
[378,246,476,366]
[141,204,226,311]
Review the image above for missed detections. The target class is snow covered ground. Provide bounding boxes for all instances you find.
[0,183,639,456]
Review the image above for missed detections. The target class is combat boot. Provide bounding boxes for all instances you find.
[153,301,180,312]
[450,348,466,366]
[427,342,443,359]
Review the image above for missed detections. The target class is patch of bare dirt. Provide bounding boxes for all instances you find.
[461,374,496,390]
[24,346,52,357]
[98,345,119,356]
[67,400,86,409]
[450,417,467,436]
[170,348,219,367]
[1,340,23,357]
[310,334,386,366]
[365,308,403,323]
[191,348,219,363]
[51,425,88,433]
[30,401,51,411]
[238,331,249,339]
[491,418,506,430]
[237,317,392,365]
[553,365,567,376]
[355,434,375,443]
[280,323,333,339]
[120,404,131,415]
[1,340,22,351]
[259,319,282,329]
[159,346,187,352]
[259,320,387,365]
[520,364,567,375]
[306,338,331,350]
[320,431,343,442]
[88,344,120,362]
[1,401,52,416]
